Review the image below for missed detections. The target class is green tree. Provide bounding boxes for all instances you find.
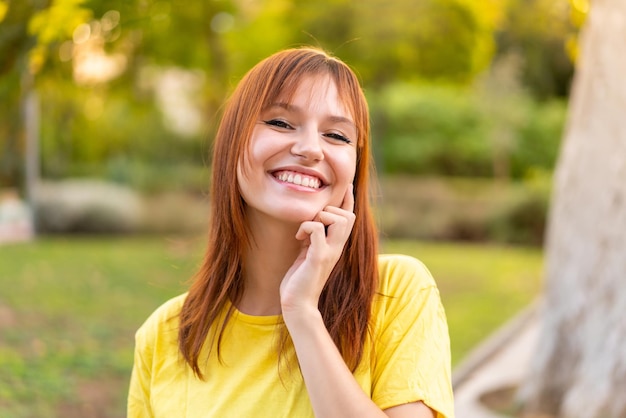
[287,0,501,87]
[0,0,92,188]
[496,0,577,98]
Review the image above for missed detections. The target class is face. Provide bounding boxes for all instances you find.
[237,75,358,226]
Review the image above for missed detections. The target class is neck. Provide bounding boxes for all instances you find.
[238,212,302,316]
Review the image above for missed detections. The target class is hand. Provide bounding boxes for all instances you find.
[280,185,356,319]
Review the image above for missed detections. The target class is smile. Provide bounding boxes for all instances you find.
[273,170,322,189]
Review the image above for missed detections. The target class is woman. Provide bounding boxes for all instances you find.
[128,47,454,418]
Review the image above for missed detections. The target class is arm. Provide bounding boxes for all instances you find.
[279,186,436,418]
[284,305,435,418]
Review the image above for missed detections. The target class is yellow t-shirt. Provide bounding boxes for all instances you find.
[128,254,455,418]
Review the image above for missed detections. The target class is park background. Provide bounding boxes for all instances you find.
[0,0,587,416]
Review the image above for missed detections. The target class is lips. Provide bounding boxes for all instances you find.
[272,170,323,189]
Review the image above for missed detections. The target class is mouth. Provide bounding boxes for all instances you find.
[272,170,324,190]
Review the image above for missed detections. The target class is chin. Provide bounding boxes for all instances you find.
[277,208,320,224]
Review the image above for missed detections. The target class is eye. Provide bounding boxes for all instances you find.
[324,132,352,144]
[264,119,293,130]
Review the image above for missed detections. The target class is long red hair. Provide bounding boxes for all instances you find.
[178,47,379,378]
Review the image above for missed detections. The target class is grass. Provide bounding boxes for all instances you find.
[0,236,542,417]
[0,236,202,418]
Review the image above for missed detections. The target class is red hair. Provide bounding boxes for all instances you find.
[178,47,379,378]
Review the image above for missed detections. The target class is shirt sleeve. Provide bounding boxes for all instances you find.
[127,325,155,418]
[127,293,187,418]
[372,255,455,418]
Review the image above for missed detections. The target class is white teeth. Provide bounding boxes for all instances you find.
[275,171,321,189]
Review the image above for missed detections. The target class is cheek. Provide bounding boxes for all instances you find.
[236,156,259,202]
[247,130,277,165]
[330,153,357,205]
[339,152,357,184]
[236,138,265,188]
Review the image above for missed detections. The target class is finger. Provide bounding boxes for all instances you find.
[340,184,355,213]
[318,211,347,227]
[318,211,353,242]
[295,221,326,248]
[322,206,356,230]
[323,205,356,218]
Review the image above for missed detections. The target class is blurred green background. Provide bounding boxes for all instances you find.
[0,0,586,416]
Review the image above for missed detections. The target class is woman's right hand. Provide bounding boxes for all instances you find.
[279,185,355,322]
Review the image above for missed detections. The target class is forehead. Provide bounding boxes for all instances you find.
[271,75,353,119]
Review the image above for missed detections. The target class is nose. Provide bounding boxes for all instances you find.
[290,128,324,162]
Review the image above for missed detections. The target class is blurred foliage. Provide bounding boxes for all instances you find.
[378,175,551,246]
[27,0,92,74]
[287,0,500,85]
[372,82,566,178]
[0,0,583,191]
[496,0,577,98]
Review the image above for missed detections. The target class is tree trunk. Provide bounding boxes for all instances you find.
[519,1,626,417]
[22,70,39,224]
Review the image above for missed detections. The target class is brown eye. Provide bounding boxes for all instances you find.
[264,119,293,129]
[324,132,352,144]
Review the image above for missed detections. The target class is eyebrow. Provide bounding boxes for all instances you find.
[267,102,356,129]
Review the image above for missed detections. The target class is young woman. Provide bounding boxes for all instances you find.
[128,47,454,418]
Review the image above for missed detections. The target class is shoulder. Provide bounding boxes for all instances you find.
[135,293,188,345]
[372,254,444,328]
[377,254,437,296]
